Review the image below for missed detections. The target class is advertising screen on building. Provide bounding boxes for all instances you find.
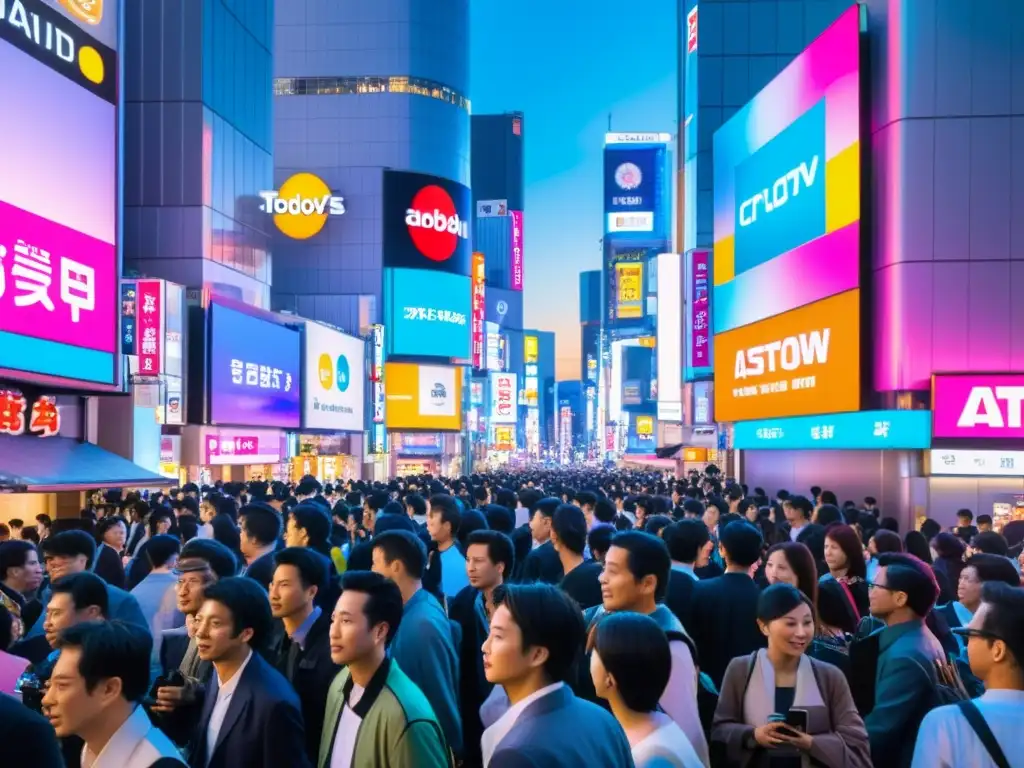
[734,410,932,450]
[929,449,1024,478]
[303,323,365,432]
[209,304,301,428]
[384,362,463,431]
[656,253,682,420]
[382,170,472,276]
[604,145,665,235]
[712,5,861,421]
[490,372,517,424]
[932,374,1024,440]
[471,253,485,369]
[385,268,472,360]
[0,0,119,388]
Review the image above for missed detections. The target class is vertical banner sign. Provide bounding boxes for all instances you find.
[510,211,524,291]
[370,325,386,454]
[690,251,710,368]
[471,253,486,368]
[687,6,698,53]
[136,280,163,375]
[615,262,643,319]
[120,281,137,355]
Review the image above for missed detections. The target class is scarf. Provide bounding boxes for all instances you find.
[743,650,825,767]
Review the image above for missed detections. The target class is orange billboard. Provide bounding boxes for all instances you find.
[714,290,860,422]
[384,363,463,431]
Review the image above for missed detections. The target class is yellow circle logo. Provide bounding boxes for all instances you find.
[79,46,104,85]
[265,173,344,240]
[318,353,334,390]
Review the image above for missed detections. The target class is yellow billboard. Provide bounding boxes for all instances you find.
[524,335,539,363]
[384,363,463,431]
[616,262,643,319]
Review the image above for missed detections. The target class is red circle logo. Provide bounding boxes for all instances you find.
[405,185,466,262]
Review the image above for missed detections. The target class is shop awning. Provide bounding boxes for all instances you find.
[0,435,168,492]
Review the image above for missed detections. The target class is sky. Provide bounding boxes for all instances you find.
[471,0,678,381]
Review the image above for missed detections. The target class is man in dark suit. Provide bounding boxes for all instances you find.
[482,583,634,767]
[686,519,767,687]
[189,577,310,768]
[519,497,564,585]
[662,519,712,628]
[0,692,64,767]
[783,495,826,571]
[269,547,339,765]
[238,503,283,591]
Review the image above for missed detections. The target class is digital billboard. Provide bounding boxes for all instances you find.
[604,145,666,235]
[510,211,524,290]
[385,268,472,360]
[384,363,463,431]
[490,372,517,424]
[0,0,119,388]
[685,249,712,377]
[471,253,485,369]
[303,323,365,432]
[208,304,301,429]
[929,450,1024,478]
[382,170,472,276]
[712,5,861,420]
[656,253,682,420]
[734,410,932,450]
[932,374,1024,440]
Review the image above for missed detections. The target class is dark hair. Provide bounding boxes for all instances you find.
[817,578,859,633]
[757,583,814,624]
[147,508,174,537]
[404,493,427,519]
[533,496,562,520]
[976,514,993,526]
[456,508,489,550]
[820,490,838,507]
[239,503,283,547]
[971,531,1009,558]
[339,570,405,646]
[957,508,974,522]
[919,519,941,542]
[872,529,904,555]
[682,498,705,518]
[179,538,239,580]
[95,515,128,543]
[0,540,38,581]
[428,494,463,538]
[202,577,275,651]
[481,504,514,534]
[879,516,900,533]
[552,504,588,556]
[816,504,843,528]
[587,525,615,560]
[494,583,584,684]
[876,553,939,617]
[592,612,671,712]
[366,491,390,512]
[594,498,617,524]
[643,514,674,538]
[903,531,932,564]
[273,546,328,591]
[146,534,181,569]
[978,581,1024,670]
[57,621,153,702]
[465,530,515,577]
[574,491,597,510]
[372,531,428,579]
[663,520,709,564]
[766,542,819,605]
[45,530,97,565]
[289,502,332,553]
[609,531,671,602]
[825,524,867,579]
[786,495,814,521]
[51,572,109,617]
[719,519,764,568]
[964,554,1020,588]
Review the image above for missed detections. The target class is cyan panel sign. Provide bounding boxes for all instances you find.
[734,410,932,450]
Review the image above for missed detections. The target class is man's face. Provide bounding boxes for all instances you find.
[269,564,315,620]
[285,517,308,548]
[8,549,43,592]
[371,548,401,582]
[426,507,447,542]
[194,599,249,662]
[155,517,172,535]
[362,503,376,532]
[200,502,216,524]
[44,593,99,649]
[599,545,646,612]
[868,565,903,619]
[529,510,550,543]
[175,567,212,615]
[964,602,1003,681]
[42,647,118,738]
[238,519,258,560]
[481,604,537,686]
[48,554,89,582]
[329,591,381,666]
[466,543,502,590]
[703,507,719,531]
[957,566,984,610]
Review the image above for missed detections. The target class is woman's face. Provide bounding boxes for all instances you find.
[824,537,849,572]
[957,565,983,609]
[589,648,614,702]
[765,550,798,587]
[761,602,815,658]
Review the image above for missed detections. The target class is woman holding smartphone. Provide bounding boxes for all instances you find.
[710,584,871,767]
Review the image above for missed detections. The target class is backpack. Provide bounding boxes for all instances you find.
[957,699,1011,768]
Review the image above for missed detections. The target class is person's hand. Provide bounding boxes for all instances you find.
[753,722,788,748]
[775,728,814,752]
[152,685,186,713]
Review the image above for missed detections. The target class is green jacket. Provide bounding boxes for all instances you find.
[318,658,452,768]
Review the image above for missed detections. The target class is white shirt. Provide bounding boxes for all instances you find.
[632,715,705,768]
[911,689,1024,768]
[481,681,564,766]
[659,640,709,767]
[206,649,253,766]
[82,704,182,768]
[789,524,805,542]
[330,683,365,768]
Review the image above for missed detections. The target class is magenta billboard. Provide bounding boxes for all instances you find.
[510,210,524,291]
[689,250,711,369]
[933,374,1024,439]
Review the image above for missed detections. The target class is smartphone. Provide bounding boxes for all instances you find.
[784,708,809,735]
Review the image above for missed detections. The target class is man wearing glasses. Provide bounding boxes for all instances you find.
[863,553,946,768]
[150,539,239,747]
[912,582,1024,767]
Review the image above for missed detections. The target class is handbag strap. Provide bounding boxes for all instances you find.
[957,700,1011,768]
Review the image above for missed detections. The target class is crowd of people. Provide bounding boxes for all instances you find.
[0,467,1021,767]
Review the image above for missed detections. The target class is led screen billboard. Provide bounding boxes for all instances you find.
[385,268,472,360]
[490,372,517,424]
[0,0,119,388]
[932,374,1024,440]
[303,323,365,432]
[382,170,472,276]
[384,363,463,431]
[734,410,932,450]
[208,304,301,428]
[604,144,667,237]
[656,253,682,419]
[712,5,861,421]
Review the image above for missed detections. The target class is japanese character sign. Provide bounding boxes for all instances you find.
[30,397,60,437]
[0,391,27,436]
[0,391,60,437]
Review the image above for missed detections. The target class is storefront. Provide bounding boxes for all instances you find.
[291,434,360,484]
[179,426,289,485]
[393,433,445,476]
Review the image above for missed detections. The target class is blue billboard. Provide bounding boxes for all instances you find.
[733,410,932,451]
[604,145,668,237]
[385,268,472,360]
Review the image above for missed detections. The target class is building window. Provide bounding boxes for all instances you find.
[273,75,471,112]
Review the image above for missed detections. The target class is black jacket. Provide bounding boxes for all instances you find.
[448,586,492,768]
[664,568,699,631]
[520,540,563,585]
[93,543,126,589]
[687,572,767,687]
[0,693,64,768]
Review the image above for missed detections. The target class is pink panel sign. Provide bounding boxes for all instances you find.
[933,374,1024,439]
[205,435,260,462]
[136,279,163,376]
[0,199,116,352]
[510,210,524,291]
[690,250,710,368]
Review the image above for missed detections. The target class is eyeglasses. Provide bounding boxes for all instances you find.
[866,581,898,591]
[951,627,1005,643]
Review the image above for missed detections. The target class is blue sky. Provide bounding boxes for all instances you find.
[471,0,677,380]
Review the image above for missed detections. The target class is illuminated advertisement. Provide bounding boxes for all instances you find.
[626,415,657,454]
[734,410,932,450]
[0,0,118,388]
[932,374,1024,440]
[688,250,711,371]
[384,362,463,431]
[485,322,506,371]
[615,261,644,320]
[490,372,517,424]
[713,6,861,421]
[162,282,185,425]
[492,425,515,452]
[524,335,539,364]
[259,173,345,240]
[604,145,666,235]
[303,323,365,432]
[209,304,301,428]
[714,290,860,422]
[656,253,682,417]
[476,200,507,218]
[395,433,443,456]
[929,449,1024,478]
[510,211,524,291]
[681,4,699,254]
[385,268,471,360]
[471,253,485,368]
[120,281,136,354]
[382,170,472,276]
[136,280,163,376]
